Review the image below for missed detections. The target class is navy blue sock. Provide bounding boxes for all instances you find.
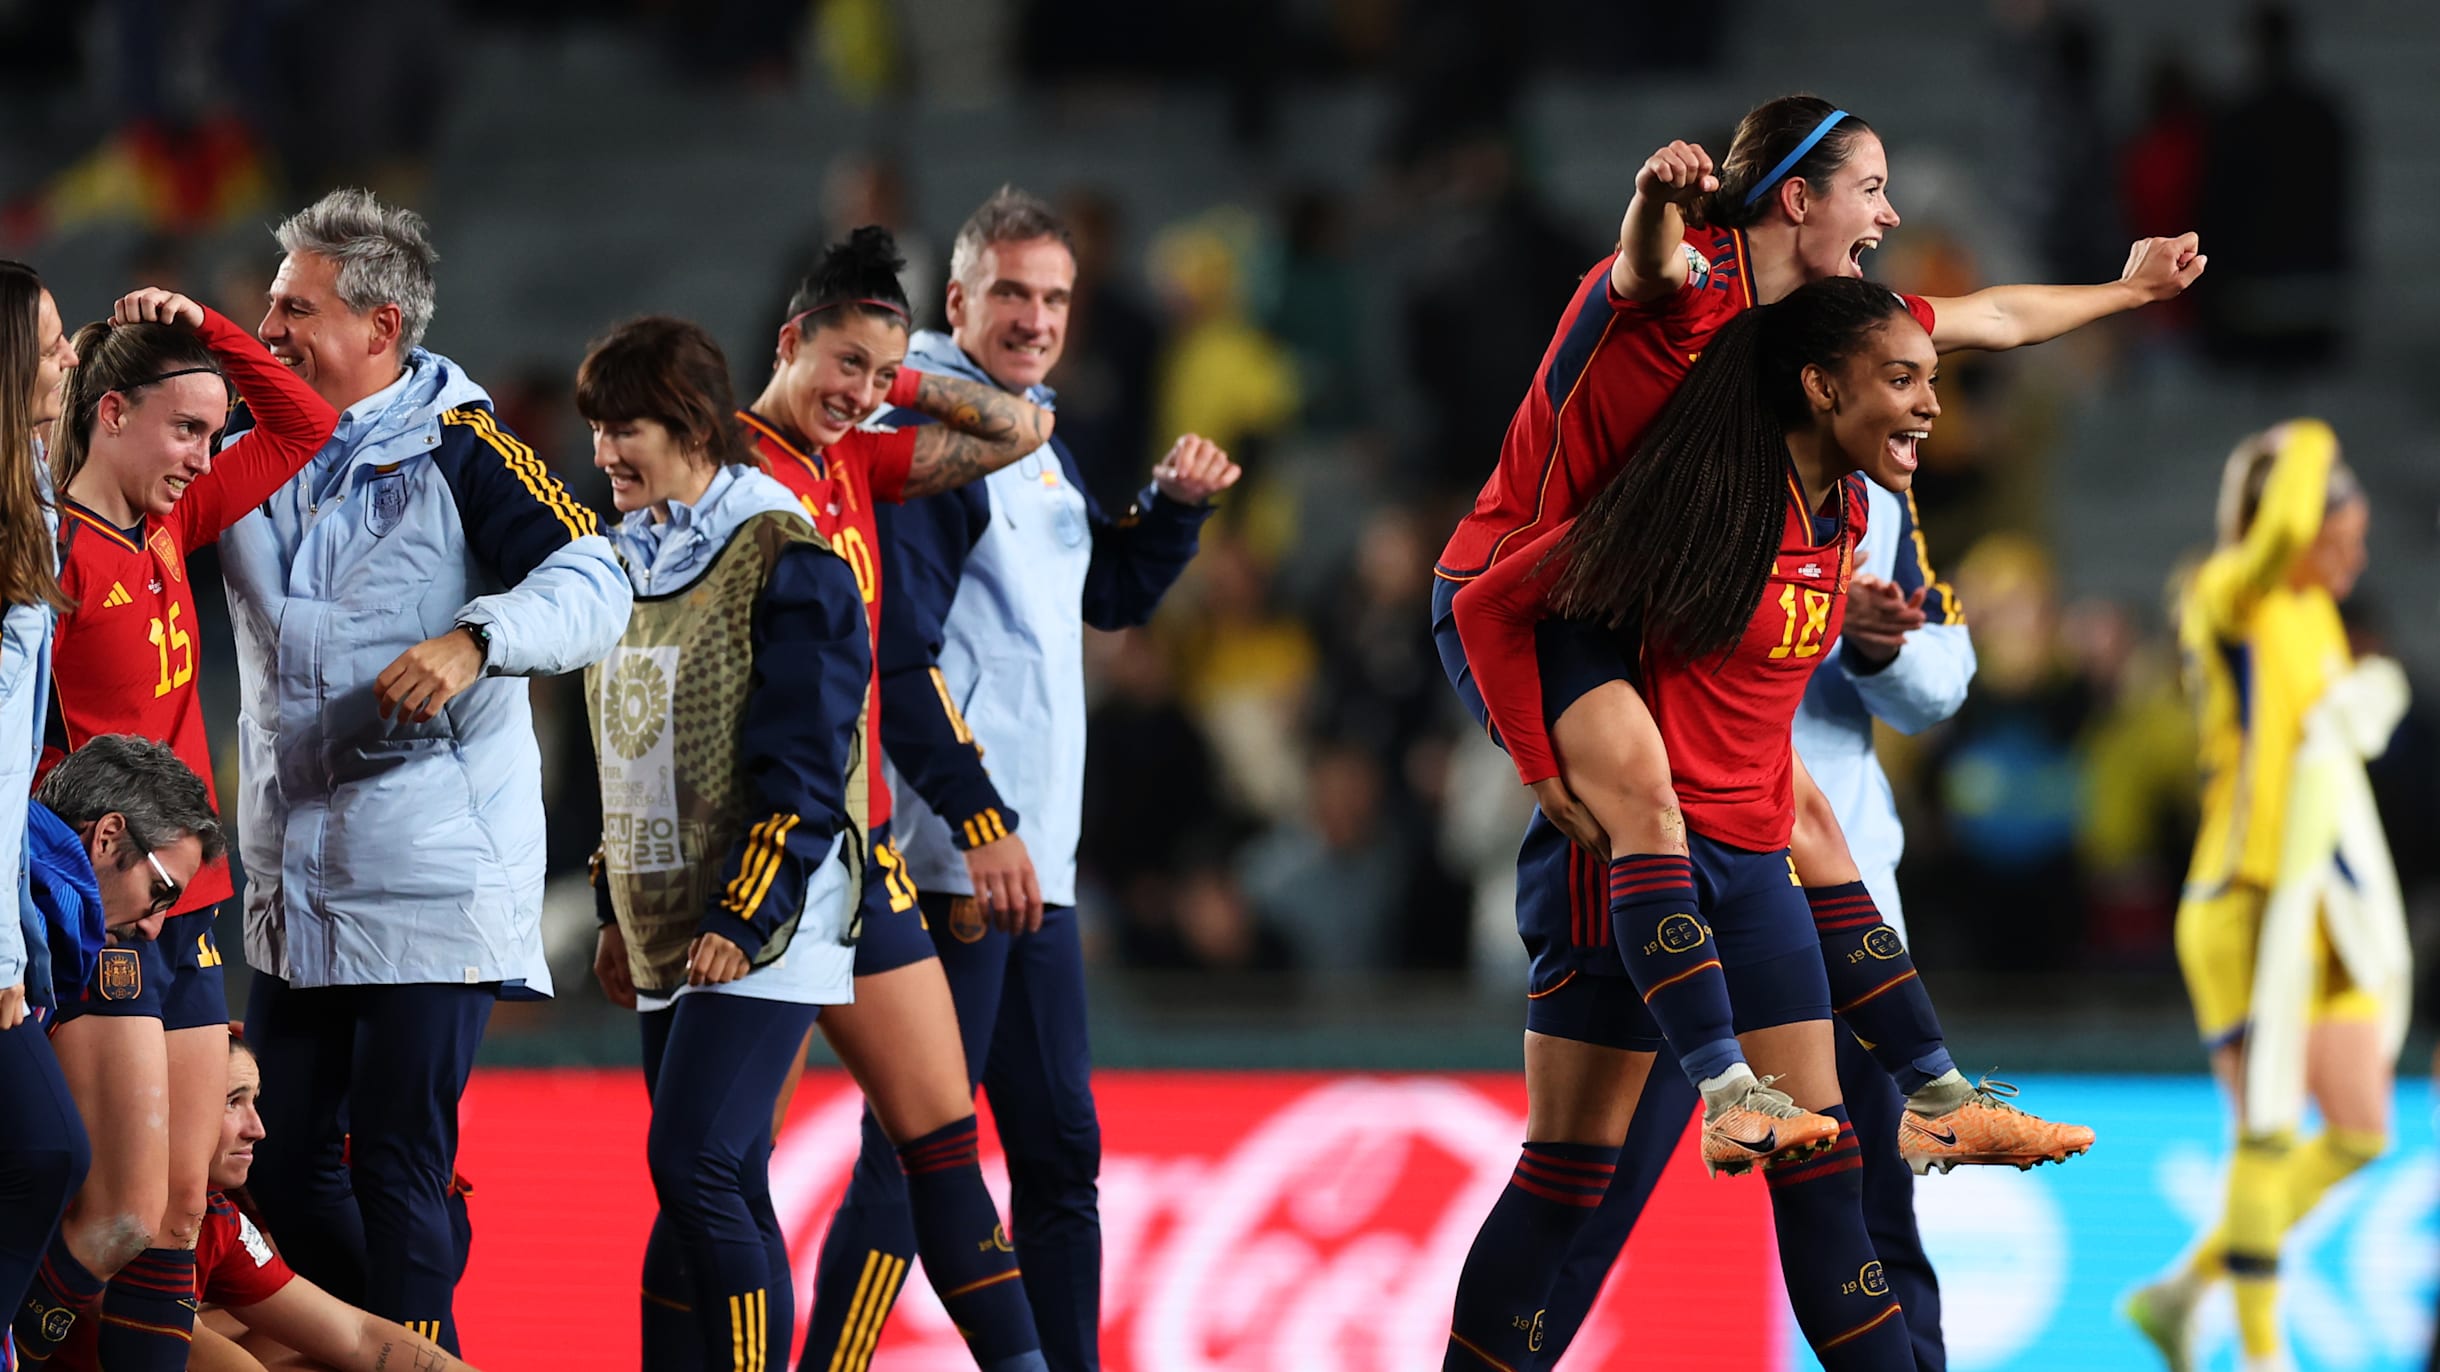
[897,1117,1042,1367]
[1538,1056,1701,1367]
[1763,1105,1913,1370]
[801,1107,916,1372]
[1444,1142,1618,1370]
[13,1234,105,1364]
[1805,884,1956,1094]
[96,1247,197,1370]
[1609,855,1743,1085]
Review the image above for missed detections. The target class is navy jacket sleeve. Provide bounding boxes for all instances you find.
[1070,438,1214,630]
[697,541,870,960]
[434,405,631,677]
[874,488,1021,849]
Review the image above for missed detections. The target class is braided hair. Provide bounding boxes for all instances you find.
[1546,276,1912,664]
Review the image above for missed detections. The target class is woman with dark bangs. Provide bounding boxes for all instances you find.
[578,312,1046,1372]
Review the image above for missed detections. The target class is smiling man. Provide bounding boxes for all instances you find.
[219,187,630,1353]
[800,187,1236,1372]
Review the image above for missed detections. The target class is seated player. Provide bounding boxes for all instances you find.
[57,1030,484,1371]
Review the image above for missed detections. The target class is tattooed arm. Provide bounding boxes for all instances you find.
[227,1273,479,1371]
[897,370,1056,499]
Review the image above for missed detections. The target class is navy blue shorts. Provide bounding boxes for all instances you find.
[157,908,230,1032]
[49,936,169,1023]
[852,825,936,976]
[1687,832,1831,1033]
[1430,576,1634,745]
[1517,826,1830,1050]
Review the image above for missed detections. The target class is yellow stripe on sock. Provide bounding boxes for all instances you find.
[939,1267,1024,1299]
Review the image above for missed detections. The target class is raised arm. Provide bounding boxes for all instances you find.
[2191,419,2338,630]
[896,370,1055,499]
[108,290,337,548]
[1081,433,1230,629]
[1923,233,2206,353]
[1610,141,1718,303]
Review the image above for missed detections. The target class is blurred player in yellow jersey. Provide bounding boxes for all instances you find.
[2128,419,2404,1372]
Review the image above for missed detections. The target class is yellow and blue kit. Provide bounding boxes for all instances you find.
[2175,420,2379,1048]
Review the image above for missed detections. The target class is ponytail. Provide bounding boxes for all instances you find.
[1697,95,1879,230]
[49,318,225,494]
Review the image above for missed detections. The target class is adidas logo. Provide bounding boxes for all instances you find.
[101,582,133,609]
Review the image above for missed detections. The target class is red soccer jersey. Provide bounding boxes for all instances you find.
[738,409,915,829]
[1454,472,1868,852]
[47,306,337,915]
[56,1193,296,1368]
[1435,228,1932,583]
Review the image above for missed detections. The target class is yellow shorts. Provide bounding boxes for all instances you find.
[2174,883,2382,1049]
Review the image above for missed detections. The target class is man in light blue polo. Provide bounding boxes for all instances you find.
[801,187,1236,1372]
[223,188,630,1351]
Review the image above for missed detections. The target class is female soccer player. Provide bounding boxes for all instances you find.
[61,1032,483,1372]
[579,315,1047,1372]
[20,286,335,1369]
[2126,421,2394,1372]
[0,258,93,1346]
[1447,277,1948,1370]
[724,229,1058,1372]
[1431,92,2186,1172]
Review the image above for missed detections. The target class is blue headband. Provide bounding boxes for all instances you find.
[1743,109,1850,208]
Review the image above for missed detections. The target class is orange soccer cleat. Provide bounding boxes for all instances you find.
[1700,1075,1841,1177]
[1900,1075,2095,1174]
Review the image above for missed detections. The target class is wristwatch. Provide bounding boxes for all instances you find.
[456,620,492,665]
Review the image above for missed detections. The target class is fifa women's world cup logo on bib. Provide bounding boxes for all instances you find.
[599,648,683,874]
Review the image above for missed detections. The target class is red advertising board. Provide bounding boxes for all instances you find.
[453,1069,1782,1370]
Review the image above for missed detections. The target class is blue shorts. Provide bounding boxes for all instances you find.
[1517,827,1830,1050]
[852,825,936,976]
[1687,832,1831,1033]
[49,935,169,1024]
[1430,576,1634,744]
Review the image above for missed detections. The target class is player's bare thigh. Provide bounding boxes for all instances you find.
[2304,1017,2391,1138]
[1523,1032,1656,1146]
[818,959,975,1144]
[163,1023,230,1248]
[1549,682,1683,858]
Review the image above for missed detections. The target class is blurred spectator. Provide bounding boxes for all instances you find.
[1121,863,1293,974]
[1270,186,1367,434]
[2067,599,2196,963]
[2116,54,2209,342]
[1312,507,1444,779]
[2003,5,2121,284]
[1912,534,2094,972]
[1052,187,1164,511]
[1146,208,1300,465]
[1399,134,1592,492]
[2198,2,2354,369]
[1240,741,1412,972]
[1081,629,1242,957]
[1163,532,1317,819]
[774,151,942,328]
[2119,54,2209,241]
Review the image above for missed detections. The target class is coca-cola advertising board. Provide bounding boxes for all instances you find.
[450,1072,2434,1371]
